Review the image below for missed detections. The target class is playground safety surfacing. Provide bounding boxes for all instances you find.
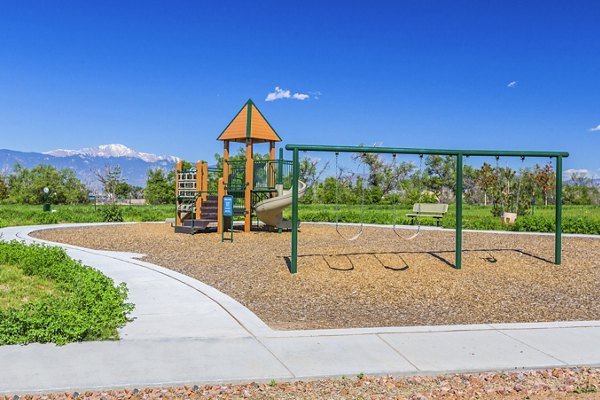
[32,222,600,331]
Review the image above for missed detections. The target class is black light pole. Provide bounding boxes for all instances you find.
[42,187,50,212]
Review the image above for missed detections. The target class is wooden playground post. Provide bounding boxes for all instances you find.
[201,162,208,201]
[223,140,230,184]
[195,161,203,220]
[217,178,225,234]
[175,160,183,226]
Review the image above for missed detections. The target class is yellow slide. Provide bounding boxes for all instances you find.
[254,181,307,229]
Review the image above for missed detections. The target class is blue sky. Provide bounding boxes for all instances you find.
[1,1,599,177]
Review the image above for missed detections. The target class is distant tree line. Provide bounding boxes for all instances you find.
[1,151,598,210]
[0,163,143,205]
[0,164,89,204]
[298,153,600,211]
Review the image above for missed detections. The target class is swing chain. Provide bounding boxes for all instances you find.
[392,154,424,241]
[334,152,366,241]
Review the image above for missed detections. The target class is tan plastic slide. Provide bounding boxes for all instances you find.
[254,181,307,229]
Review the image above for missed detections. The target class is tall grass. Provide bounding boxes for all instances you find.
[0,204,174,228]
[286,204,600,234]
[1,203,599,235]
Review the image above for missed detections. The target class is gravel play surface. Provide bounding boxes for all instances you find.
[32,223,600,330]
[3,368,600,399]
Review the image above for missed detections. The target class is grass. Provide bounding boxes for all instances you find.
[1,203,599,235]
[0,241,134,345]
[287,204,600,234]
[0,264,60,311]
[0,203,174,228]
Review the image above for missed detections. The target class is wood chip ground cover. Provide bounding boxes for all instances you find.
[32,224,600,330]
[3,368,600,399]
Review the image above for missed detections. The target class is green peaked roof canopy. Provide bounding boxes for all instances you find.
[217,99,282,143]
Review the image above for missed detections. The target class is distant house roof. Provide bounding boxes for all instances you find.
[217,99,282,143]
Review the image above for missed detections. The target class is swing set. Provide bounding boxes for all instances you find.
[286,144,569,274]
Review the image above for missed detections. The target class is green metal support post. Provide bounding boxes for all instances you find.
[455,154,463,269]
[277,148,284,185]
[291,148,300,274]
[555,156,562,265]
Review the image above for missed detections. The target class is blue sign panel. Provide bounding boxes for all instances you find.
[223,195,234,217]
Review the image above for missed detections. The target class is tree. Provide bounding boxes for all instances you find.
[476,162,497,206]
[423,155,456,202]
[213,147,270,170]
[0,174,9,200]
[353,153,414,197]
[564,171,593,205]
[145,168,175,205]
[115,181,133,199]
[533,162,556,206]
[5,163,88,204]
[299,156,330,204]
[95,165,125,203]
[130,185,144,199]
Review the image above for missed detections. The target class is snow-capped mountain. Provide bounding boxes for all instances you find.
[44,144,180,163]
[1,144,181,188]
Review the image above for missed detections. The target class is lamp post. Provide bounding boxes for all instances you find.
[42,187,51,212]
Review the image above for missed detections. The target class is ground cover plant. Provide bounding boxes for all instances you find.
[0,204,174,228]
[0,240,133,345]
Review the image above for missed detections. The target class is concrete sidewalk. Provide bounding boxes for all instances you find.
[1,224,599,394]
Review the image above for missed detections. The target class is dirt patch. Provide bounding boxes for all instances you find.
[32,223,600,330]
[4,368,600,399]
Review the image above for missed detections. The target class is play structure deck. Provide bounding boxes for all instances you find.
[174,99,305,234]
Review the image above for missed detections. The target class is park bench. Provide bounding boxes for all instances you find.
[406,203,448,226]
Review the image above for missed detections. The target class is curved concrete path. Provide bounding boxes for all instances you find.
[1,223,600,394]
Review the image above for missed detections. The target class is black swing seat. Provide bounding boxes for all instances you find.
[406,203,448,226]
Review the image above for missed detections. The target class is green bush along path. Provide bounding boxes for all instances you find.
[0,241,134,345]
[0,204,174,228]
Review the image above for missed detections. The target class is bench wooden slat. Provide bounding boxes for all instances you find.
[411,203,448,213]
[405,203,448,226]
[406,213,444,218]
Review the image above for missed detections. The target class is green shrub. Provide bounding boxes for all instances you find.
[99,204,124,222]
[0,204,174,228]
[0,241,134,345]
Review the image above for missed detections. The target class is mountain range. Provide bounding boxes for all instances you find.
[0,144,180,188]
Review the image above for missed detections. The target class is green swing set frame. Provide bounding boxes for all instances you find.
[285,144,569,274]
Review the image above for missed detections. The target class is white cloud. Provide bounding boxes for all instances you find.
[507,81,518,88]
[265,87,291,102]
[564,168,592,179]
[292,93,309,100]
[589,124,600,132]
[265,86,310,102]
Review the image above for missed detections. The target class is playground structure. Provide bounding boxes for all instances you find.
[174,99,305,234]
[285,144,569,274]
[172,101,570,274]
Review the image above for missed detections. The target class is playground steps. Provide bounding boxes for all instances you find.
[200,196,219,221]
[174,195,219,234]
